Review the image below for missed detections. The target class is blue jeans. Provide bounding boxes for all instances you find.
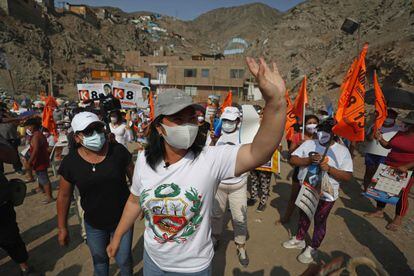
[85,221,133,276]
[143,250,212,276]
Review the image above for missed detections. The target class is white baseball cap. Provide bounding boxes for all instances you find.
[71,112,104,133]
[221,106,241,121]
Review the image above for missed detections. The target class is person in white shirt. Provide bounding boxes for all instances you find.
[362,109,399,191]
[109,110,133,148]
[106,58,286,275]
[283,119,353,264]
[210,106,249,267]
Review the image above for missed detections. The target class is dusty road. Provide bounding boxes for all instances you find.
[1,151,413,275]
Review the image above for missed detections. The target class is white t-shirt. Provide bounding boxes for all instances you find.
[131,145,240,273]
[364,125,400,156]
[109,123,132,148]
[216,130,247,184]
[292,140,353,201]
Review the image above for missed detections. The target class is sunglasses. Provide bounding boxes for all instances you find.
[80,125,105,137]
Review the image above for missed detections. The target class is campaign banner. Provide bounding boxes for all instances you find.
[256,151,280,173]
[112,81,148,109]
[77,83,112,101]
[295,183,320,220]
[239,104,260,144]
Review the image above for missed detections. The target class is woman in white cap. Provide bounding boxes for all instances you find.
[210,106,249,267]
[107,58,286,275]
[56,111,135,276]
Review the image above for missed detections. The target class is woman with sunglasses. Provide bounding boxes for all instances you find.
[56,112,135,276]
[106,58,286,275]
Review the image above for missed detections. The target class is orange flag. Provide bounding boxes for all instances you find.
[373,71,387,133]
[292,76,308,123]
[220,91,232,111]
[285,90,296,141]
[12,101,19,111]
[333,43,368,141]
[149,91,155,120]
[42,96,58,137]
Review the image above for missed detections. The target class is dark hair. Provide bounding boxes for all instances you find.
[145,116,204,171]
[24,117,41,129]
[110,109,122,122]
[305,115,320,124]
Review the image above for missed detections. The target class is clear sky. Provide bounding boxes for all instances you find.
[61,0,305,20]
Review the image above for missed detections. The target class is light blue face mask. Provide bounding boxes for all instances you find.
[82,131,106,152]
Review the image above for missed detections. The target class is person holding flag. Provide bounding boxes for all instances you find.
[277,114,319,224]
[283,119,353,263]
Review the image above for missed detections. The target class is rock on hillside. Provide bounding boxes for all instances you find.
[249,0,414,107]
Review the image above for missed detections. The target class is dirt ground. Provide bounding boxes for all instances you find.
[0,148,413,276]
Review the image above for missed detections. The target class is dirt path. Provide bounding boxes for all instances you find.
[1,152,413,275]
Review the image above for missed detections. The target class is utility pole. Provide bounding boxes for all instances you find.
[48,49,53,97]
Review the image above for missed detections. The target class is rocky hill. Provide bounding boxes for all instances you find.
[249,0,414,106]
[178,3,281,51]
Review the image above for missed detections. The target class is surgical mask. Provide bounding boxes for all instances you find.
[26,129,33,136]
[317,131,331,145]
[197,116,204,123]
[161,123,199,150]
[110,117,117,123]
[82,131,106,152]
[222,121,237,133]
[305,123,318,134]
[384,118,395,125]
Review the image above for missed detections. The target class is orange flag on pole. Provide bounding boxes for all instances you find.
[42,96,58,137]
[149,91,155,120]
[221,91,233,111]
[333,43,368,141]
[285,90,296,141]
[292,76,308,123]
[12,101,19,111]
[373,71,387,133]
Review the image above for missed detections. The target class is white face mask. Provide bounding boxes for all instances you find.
[26,129,33,136]
[317,131,331,145]
[110,117,118,124]
[197,116,204,123]
[305,123,318,134]
[161,123,199,150]
[222,121,237,133]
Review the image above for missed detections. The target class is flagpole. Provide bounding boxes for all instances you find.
[302,101,306,139]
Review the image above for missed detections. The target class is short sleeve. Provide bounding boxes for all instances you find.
[58,155,74,184]
[292,140,312,158]
[130,152,144,197]
[340,147,354,172]
[207,145,241,182]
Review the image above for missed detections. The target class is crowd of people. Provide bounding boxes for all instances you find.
[0,58,413,276]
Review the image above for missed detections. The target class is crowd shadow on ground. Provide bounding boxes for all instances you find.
[335,207,411,275]
[1,223,82,275]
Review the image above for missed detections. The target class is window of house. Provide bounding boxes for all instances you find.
[201,69,209,78]
[184,69,197,78]
[184,86,197,96]
[230,69,245,79]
